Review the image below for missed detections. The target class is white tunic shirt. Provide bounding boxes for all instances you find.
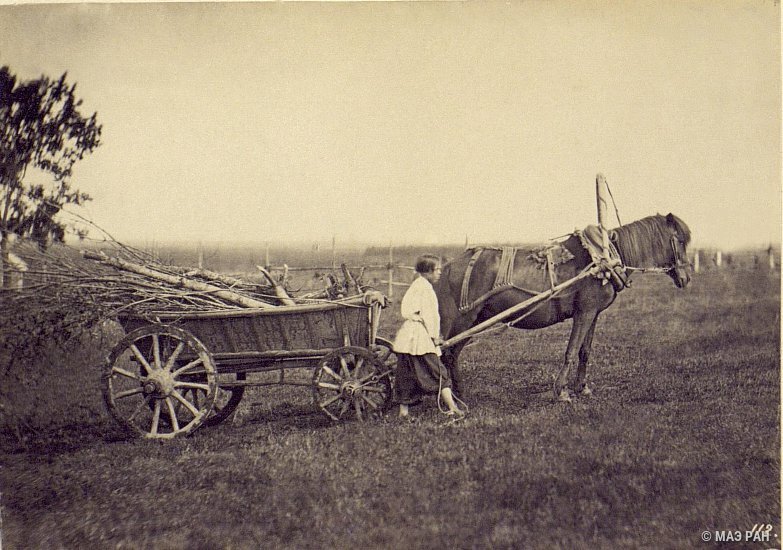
[392,275,441,356]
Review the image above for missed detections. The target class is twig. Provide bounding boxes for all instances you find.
[84,250,275,309]
[255,266,296,306]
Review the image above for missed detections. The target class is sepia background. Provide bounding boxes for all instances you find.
[0,2,780,549]
[1,0,779,249]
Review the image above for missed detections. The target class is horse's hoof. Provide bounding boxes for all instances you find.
[577,385,593,397]
[556,389,572,403]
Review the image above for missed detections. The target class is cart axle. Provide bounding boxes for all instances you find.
[142,370,176,398]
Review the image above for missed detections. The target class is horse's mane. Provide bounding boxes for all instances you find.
[444,213,691,270]
[612,214,691,268]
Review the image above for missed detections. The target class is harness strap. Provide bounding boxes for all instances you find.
[458,247,544,313]
[459,285,517,313]
[459,248,485,311]
[493,247,517,289]
[546,249,557,290]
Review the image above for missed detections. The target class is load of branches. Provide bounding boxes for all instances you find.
[0,238,366,373]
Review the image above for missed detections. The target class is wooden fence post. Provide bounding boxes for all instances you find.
[715,250,722,268]
[768,246,776,271]
[693,250,700,273]
[331,236,336,272]
[387,244,394,298]
[265,242,270,270]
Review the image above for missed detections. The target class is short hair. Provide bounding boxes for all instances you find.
[415,254,441,274]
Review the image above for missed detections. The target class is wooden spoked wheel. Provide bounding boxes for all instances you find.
[103,325,217,439]
[313,346,392,421]
[204,372,246,427]
[371,337,397,378]
[170,371,247,427]
[371,337,398,400]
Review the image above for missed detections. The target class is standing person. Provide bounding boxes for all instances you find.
[392,254,464,421]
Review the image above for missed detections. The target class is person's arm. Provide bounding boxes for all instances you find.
[419,287,441,341]
[399,280,425,322]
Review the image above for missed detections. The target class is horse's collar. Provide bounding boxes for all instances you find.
[574,226,631,291]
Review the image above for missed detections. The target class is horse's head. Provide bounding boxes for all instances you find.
[664,213,691,289]
[610,213,693,288]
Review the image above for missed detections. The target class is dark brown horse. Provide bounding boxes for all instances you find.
[436,213,691,401]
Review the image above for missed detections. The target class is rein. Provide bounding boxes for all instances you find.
[601,179,687,276]
[625,266,673,274]
[621,235,689,275]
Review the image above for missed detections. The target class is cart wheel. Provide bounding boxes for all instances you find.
[371,337,398,377]
[103,325,217,439]
[174,371,247,427]
[203,372,246,427]
[371,337,398,399]
[313,346,392,421]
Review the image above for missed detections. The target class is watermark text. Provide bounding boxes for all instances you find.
[701,524,777,543]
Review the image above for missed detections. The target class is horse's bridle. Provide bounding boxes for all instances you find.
[668,234,690,273]
[623,234,690,275]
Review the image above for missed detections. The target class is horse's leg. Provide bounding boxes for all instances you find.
[574,316,598,396]
[440,305,479,399]
[554,310,599,402]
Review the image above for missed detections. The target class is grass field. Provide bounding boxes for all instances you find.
[0,268,779,549]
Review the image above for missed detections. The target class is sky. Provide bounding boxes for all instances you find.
[0,1,780,249]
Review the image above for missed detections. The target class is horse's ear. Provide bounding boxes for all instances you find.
[665,213,675,226]
[609,230,618,242]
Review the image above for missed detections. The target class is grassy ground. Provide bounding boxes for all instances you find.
[0,268,779,549]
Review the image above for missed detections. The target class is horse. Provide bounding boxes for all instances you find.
[436,213,691,402]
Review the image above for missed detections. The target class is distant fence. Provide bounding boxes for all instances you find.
[136,241,779,299]
[262,246,779,300]
[263,244,416,298]
[136,240,472,298]
[264,246,779,298]
[690,247,778,274]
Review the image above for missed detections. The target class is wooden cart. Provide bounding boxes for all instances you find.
[102,176,627,439]
[102,263,615,440]
[103,293,397,439]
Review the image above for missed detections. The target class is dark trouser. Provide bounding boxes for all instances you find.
[395,353,452,405]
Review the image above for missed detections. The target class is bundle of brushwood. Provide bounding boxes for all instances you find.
[0,240,362,373]
[5,239,372,316]
[2,241,291,320]
[79,250,288,313]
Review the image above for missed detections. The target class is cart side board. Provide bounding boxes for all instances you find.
[117,296,374,359]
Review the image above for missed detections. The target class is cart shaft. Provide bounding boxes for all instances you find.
[441,265,600,350]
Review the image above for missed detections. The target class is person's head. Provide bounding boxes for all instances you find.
[415,254,442,284]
